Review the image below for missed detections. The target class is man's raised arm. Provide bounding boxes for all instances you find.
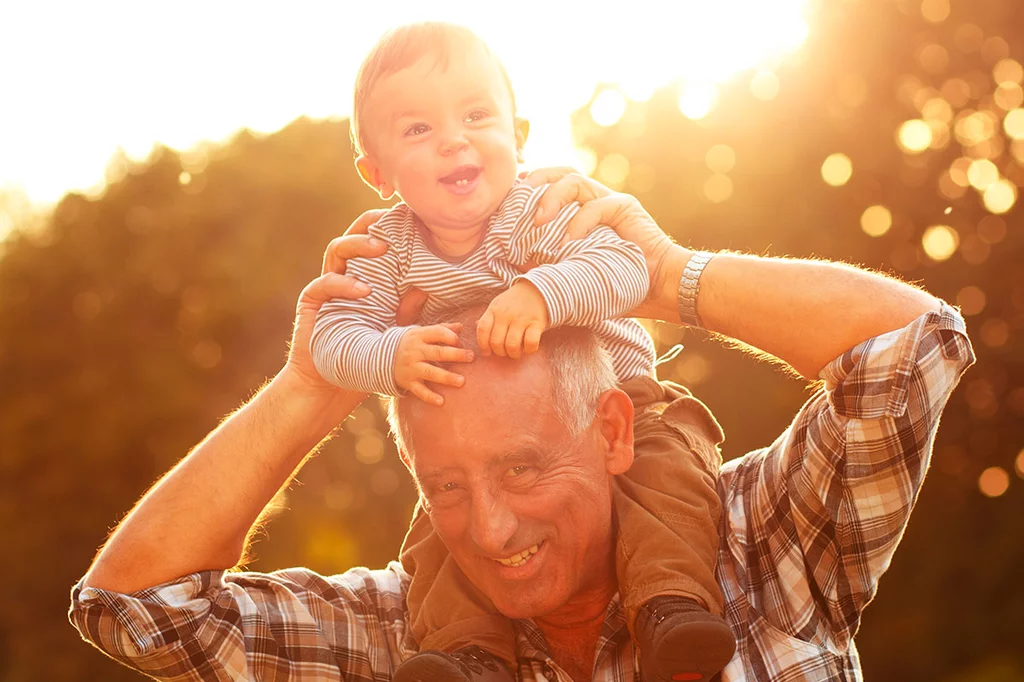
[524,170,939,374]
[80,229,388,594]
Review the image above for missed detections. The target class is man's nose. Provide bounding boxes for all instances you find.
[469,490,518,556]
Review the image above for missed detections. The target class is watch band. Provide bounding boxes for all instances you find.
[677,251,715,328]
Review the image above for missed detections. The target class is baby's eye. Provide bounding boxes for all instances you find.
[465,109,489,123]
[405,123,430,137]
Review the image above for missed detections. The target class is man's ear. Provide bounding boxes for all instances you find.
[355,155,395,200]
[514,117,530,164]
[595,388,634,475]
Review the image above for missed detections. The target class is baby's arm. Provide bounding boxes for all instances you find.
[311,231,472,404]
[478,195,649,357]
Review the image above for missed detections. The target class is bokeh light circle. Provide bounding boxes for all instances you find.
[982,178,1018,214]
[921,224,959,261]
[1004,108,1024,139]
[706,144,736,174]
[821,153,853,186]
[898,119,933,153]
[860,205,892,237]
[967,159,999,190]
[679,85,718,120]
[590,89,628,127]
[978,466,1010,498]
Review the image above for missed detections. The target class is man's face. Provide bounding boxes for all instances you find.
[356,44,524,237]
[403,353,622,619]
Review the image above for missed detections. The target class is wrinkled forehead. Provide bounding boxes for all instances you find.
[401,354,561,467]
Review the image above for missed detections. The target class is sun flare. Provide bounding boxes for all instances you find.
[0,0,811,207]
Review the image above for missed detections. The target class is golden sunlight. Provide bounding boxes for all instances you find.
[1,0,812,205]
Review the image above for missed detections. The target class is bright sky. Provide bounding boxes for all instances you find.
[0,0,809,207]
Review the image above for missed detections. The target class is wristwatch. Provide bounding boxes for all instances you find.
[677,251,715,328]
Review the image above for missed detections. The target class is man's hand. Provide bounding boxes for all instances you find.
[285,209,391,396]
[394,324,474,406]
[476,280,549,359]
[521,169,675,321]
[523,168,675,284]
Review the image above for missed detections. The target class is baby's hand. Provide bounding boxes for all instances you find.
[477,281,550,359]
[395,324,474,406]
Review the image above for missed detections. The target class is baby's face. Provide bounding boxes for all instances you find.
[357,44,523,240]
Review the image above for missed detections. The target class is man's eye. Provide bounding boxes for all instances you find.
[508,465,529,477]
[441,481,459,492]
[405,123,429,136]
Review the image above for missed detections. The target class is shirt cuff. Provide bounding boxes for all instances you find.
[818,302,972,420]
[516,267,570,327]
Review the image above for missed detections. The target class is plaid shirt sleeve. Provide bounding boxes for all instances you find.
[68,562,416,681]
[717,303,974,679]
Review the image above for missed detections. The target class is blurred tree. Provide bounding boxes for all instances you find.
[2,1,1023,679]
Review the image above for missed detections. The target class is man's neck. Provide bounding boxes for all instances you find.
[534,583,615,681]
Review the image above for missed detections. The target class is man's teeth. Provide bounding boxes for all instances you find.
[495,543,540,568]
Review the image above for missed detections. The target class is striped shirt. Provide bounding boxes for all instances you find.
[69,303,974,681]
[310,182,655,396]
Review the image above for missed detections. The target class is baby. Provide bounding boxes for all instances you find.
[311,22,735,682]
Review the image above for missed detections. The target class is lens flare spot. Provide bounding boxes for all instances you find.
[705,144,736,174]
[898,119,933,153]
[590,89,628,127]
[921,224,959,261]
[704,174,733,203]
[1004,108,1024,139]
[860,205,892,237]
[982,178,1018,214]
[821,153,853,187]
[978,466,1010,498]
[967,159,999,190]
[678,84,718,120]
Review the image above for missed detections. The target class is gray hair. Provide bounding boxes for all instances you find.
[386,293,617,457]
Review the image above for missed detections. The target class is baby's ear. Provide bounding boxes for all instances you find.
[514,117,530,164]
[355,155,395,200]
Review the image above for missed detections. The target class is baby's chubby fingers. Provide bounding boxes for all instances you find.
[523,323,544,355]
[487,316,510,357]
[420,343,474,364]
[407,380,445,407]
[504,322,527,360]
[416,323,463,347]
[476,310,495,356]
[413,361,465,388]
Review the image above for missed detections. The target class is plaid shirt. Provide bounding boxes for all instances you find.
[69,304,974,681]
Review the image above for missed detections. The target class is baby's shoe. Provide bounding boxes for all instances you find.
[393,645,514,682]
[634,595,736,681]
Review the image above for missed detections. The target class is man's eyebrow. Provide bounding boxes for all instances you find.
[416,466,462,483]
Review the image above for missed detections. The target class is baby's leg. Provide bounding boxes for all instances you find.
[400,501,516,667]
[614,376,733,680]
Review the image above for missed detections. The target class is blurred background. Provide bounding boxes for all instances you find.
[1,0,1022,680]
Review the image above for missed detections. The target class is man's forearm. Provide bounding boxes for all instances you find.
[81,370,361,594]
[649,246,941,378]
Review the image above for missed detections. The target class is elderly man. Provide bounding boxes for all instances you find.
[70,171,974,681]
